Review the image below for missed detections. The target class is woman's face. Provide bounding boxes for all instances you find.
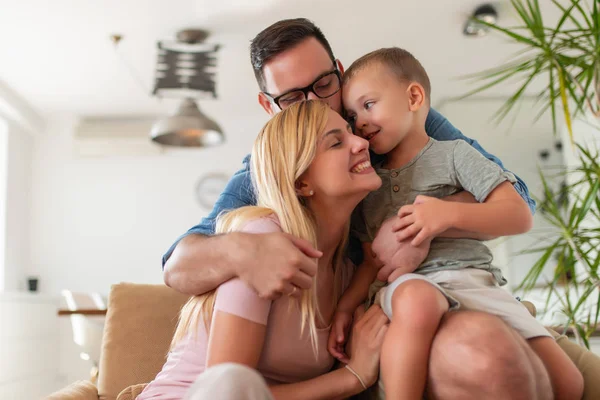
[299,109,382,202]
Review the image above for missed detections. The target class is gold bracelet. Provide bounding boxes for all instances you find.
[345,364,367,390]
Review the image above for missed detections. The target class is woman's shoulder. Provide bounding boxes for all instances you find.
[240,213,282,234]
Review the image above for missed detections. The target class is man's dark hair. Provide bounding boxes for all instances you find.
[344,47,431,100]
[250,18,335,91]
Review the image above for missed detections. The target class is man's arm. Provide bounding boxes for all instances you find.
[163,160,320,298]
[163,164,252,295]
[164,233,237,296]
[426,108,536,214]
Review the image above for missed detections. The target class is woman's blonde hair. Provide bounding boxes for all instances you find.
[170,100,350,355]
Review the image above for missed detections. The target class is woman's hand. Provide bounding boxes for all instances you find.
[345,305,389,388]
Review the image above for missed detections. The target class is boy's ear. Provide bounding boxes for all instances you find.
[406,83,426,111]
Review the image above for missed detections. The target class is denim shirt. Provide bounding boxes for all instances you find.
[162,108,536,267]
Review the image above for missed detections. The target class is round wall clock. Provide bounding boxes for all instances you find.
[195,172,229,209]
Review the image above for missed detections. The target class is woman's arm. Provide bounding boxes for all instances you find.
[206,304,381,400]
[206,299,388,400]
[206,311,267,367]
[269,368,363,400]
[270,305,389,400]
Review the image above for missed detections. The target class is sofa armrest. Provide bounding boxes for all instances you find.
[547,328,600,400]
[116,383,148,400]
[46,380,98,400]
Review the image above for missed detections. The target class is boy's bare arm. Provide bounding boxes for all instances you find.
[395,182,533,246]
[444,182,533,237]
[439,191,498,240]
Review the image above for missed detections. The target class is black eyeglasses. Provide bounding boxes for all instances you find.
[263,68,342,110]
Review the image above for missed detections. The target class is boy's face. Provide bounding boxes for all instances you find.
[258,37,344,116]
[342,64,415,155]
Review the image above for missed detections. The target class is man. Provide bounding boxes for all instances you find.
[163,18,589,399]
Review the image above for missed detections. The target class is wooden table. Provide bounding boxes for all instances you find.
[57,309,107,316]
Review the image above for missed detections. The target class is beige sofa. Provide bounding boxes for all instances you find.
[47,283,600,400]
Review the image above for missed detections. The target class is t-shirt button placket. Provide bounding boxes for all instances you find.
[393,185,400,192]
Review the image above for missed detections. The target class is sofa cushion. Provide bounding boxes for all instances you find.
[46,380,98,400]
[97,283,189,400]
[116,383,148,400]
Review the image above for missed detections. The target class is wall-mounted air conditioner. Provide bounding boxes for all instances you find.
[74,117,164,157]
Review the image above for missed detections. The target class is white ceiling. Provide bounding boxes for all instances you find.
[0,0,561,121]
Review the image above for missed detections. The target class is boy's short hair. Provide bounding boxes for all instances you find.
[250,18,336,92]
[344,47,431,100]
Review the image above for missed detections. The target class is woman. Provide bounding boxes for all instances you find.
[138,100,388,400]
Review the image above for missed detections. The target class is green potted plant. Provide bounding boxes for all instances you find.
[463,0,600,347]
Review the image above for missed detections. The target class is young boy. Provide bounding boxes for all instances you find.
[328,48,583,400]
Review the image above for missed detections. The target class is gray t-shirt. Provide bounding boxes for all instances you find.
[352,138,516,285]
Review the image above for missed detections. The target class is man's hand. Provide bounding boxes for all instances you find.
[392,195,455,246]
[372,217,430,282]
[328,309,353,362]
[232,231,322,299]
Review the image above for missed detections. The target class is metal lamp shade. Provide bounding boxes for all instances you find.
[151,98,224,147]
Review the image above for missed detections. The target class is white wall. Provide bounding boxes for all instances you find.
[0,293,61,399]
[27,29,271,296]
[0,120,33,292]
[0,119,7,291]
[28,112,266,296]
[5,123,33,292]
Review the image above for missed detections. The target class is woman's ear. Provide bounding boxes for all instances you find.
[406,83,426,111]
[295,179,314,197]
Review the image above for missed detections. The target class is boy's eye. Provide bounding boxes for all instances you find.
[364,101,374,110]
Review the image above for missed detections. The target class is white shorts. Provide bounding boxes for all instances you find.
[374,268,551,340]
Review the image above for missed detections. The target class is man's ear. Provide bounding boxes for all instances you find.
[258,92,277,116]
[406,83,426,111]
[336,59,345,75]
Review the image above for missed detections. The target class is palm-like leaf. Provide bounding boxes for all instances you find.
[464,1,600,347]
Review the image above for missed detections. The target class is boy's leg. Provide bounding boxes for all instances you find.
[528,336,584,400]
[380,279,448,400]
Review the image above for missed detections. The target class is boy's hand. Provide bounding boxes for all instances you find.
[392,195,455,246]
[328,309,353,362]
